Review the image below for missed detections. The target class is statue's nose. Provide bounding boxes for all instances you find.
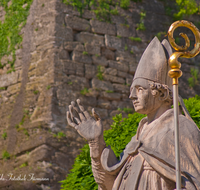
[129,89,137,100]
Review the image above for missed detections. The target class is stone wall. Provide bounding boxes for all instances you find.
[0,0,199,189]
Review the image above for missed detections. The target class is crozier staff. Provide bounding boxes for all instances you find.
[67,25,200,190]
[167,20,200,190]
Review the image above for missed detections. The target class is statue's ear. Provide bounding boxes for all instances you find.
[158,88,168,101]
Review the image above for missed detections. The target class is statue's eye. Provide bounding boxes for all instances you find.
[138,87,143,91]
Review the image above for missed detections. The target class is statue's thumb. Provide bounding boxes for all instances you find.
[92,108,100,121]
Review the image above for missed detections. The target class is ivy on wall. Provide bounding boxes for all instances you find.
[62,0,141,22]
[0,0,33,72]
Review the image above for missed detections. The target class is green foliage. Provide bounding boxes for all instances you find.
[97,65,103,81]
[120,0,130,9]
[0,0,33,71]
[110,7,119,15]
[2,150,10,160]
[156,31,166,40]
[123,108,133,114]
[2,131,7,140]
[136,11,146,31]
[63,0,134,22]
[183,95,200,129]
[46,85,51,90]
[124,44,128,51]
[130,50,134,54]
[188,68,199,87]
[174,0,199,20]
[0,87,6,90]
[67,81,73,85]
[53,131,66,139]
[19,162,28,168]
[83,51,88,55]
[23,129,29,136]
[104,113,145,157]
[60,144,97,190]
[121,23,130,28]
[80,87,89,95]
[129,37,142,42]
[33,90,39,95]
[105,90,114,93]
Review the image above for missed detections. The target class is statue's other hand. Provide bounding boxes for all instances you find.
[67,99,103,141]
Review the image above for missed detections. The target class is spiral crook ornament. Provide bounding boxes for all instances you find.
[168,20,200,85]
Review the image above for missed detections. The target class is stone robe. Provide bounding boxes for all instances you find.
[100,109,200,190]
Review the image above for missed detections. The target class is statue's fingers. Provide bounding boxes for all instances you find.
[69,105,81,125]
[79,113,86,121]
[69,105,75,118]
[71,101,80,114]
[77,99,91,119]
[66,111,77,129]
[92,108,100,121]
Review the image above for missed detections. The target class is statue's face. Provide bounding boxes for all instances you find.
[129,78,161,115]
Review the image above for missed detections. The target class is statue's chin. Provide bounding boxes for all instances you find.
[134,106,146,115]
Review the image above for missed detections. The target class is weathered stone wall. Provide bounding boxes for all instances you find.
[0,0,199,189]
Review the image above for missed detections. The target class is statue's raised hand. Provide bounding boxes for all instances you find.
[67,99,103,141]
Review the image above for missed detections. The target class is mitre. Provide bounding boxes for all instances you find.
[133,36,173,90]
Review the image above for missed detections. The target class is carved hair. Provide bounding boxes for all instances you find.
[148,81,173,104]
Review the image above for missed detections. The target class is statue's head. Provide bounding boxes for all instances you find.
[129,37,173,115]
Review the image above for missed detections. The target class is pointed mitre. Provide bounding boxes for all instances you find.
[133,36,172,90]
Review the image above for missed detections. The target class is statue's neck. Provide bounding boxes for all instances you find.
[147,104,171,124]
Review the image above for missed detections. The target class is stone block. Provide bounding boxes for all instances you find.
[85,64,97,79]
[0,71,19,88]
[111,15,126,25]
[101,91,121,101]
[113,84,130,94]
[64,41,84,51]
[102,47,115,60]
[59,49,69,59]
[54,25,74,41]
[129,62,138,74]
[35,59,50,76]
[118,71,133,78]
[105,34,122,50]
[75,32,105,46]
[62,60,84,76]
[108,60,129,72]
[103,74,125,84]
[68,75,90,89]
[65,15,91,31]
[7,83,21,96]
[79,96,97,107]
[104,68,117,76]
[72,51,92,64]
[97,98,111,109]
[90,19,116,35]
[54,152,69,170]
[85,43,101,55]
[91,107,108,119]
[116,24,135,38]
[82,10,96,19]
[91,78,113,91]
[29,144,54,164]
[92,55,108,66]
[126,78,133,86]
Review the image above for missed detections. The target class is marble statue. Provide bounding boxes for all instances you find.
[67,37,200,190]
